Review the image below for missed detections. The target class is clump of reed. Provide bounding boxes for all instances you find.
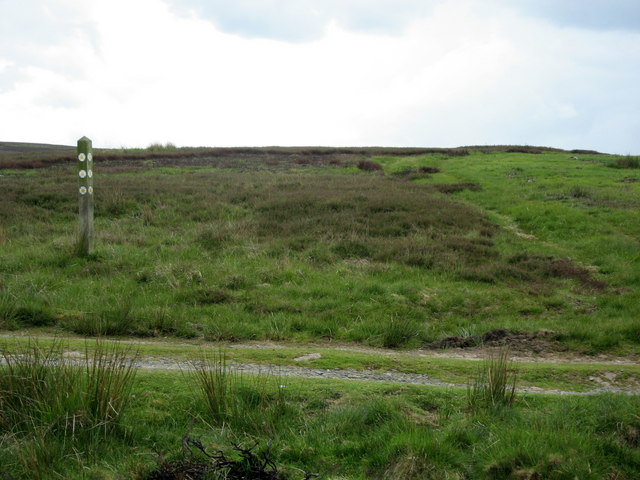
[467,348,517,412]
[192,351,289,435]
[0,340,137,437]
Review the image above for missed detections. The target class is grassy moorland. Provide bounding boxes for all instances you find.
[1,145,639,354]
[1,144,640,478]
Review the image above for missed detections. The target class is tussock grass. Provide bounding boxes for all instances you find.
[0,341,137,436]
[84,343,138,434]
[1,143,640,476]
[0,291,18,329]
[192,351,289,436]
[0,341,137,478]
[609,155,640,169]
[467,348,517,412]
[193,351,235,423]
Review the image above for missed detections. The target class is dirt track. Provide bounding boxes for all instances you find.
[116,355,640,396]
[4,333,638,364]
[3,334,639,395]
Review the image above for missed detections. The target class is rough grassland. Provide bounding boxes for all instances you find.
[1,148,638,354]
[0,340,639,479]
[1,145,640,478]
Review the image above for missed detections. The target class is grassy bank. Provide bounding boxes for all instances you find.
[0,343,639,479]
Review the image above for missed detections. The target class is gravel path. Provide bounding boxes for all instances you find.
[130,356,640,396]
[3,334,639,396]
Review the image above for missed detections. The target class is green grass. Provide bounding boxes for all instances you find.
[0,341,136,433]
[1,147,638,354]
[1,344,638,479]
[0,341,137,478]
[2,145,639,478]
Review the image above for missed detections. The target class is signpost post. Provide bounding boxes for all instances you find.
[77,136,94,256]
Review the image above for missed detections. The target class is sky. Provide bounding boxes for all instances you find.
[0,0,639,153]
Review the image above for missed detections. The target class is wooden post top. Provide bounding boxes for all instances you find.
[77,136,92,153]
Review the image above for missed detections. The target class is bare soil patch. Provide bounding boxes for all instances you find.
[426,328,563,353]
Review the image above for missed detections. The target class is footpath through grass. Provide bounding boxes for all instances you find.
[2,334,639,393]
[387,149,640,354]
[1,341,639,479]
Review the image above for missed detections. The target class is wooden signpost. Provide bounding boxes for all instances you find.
[77,136,94,256]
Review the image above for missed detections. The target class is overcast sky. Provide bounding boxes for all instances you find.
[1,0,639,153]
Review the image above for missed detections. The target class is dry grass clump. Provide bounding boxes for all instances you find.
[391,166,441,180]
[241,174,496,271]
[356,159,384,172]
[433,183,482,194]
[506,254,608,291]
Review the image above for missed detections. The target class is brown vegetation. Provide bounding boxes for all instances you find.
[0,146,471,170]
[356,159,384,172]
[427,328,560,352]
[1,143,599,170]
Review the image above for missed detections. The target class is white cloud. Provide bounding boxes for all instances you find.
[505,0,640,32]
[164,0,445,41]
[165,0,640,42]
[0,0,638,153]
